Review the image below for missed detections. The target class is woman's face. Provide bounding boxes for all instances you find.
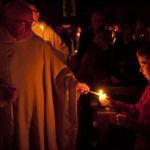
[137,54,150,80]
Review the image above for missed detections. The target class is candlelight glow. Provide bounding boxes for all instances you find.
[76,27,81,38]
[40,25,44,31]
[76,32,80,37]
[89,89,110,107]
[98,89,110,107]
[98,90,107,100]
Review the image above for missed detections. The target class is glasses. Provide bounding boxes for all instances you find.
[6,17,33,26]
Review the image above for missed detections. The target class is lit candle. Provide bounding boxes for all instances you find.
[76,31,80,38]
[89,89,109,106]
[98,90,107,100]
[75,27,81,53]
[98,90,110,107]
[40,25,44,31]
[89,89,107,98]
[40,25,44,38]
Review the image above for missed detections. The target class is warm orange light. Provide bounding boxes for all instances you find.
[40,25,44,31]
[89,90,110,107]
[89,89,109,107]
[98,90,110,107]
[98,90,107,100]
[76,27,81,38]
[89,89,107,99]
[76,32,80,37]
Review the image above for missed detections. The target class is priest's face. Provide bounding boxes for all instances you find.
[5,4,33,40]
[91,13,105,32]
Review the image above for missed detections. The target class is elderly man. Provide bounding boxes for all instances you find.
[0,2,89,150]
[25,1,69,64]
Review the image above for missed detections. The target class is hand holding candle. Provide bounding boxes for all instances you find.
[89,89,110,107]
[98,90,110,107]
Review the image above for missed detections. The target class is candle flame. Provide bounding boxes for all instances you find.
[98,89,110,107]
[40,25,44,31]
[76,27,81,38]
[76,32,80,37]
[89,89,110,107]
[98,90,107,100]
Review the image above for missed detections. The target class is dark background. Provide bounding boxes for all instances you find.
[1,0,150,26]
[38,0,150,26]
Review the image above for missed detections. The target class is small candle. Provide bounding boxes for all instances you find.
[40,25,44,38]
[40,25,44,31]
[98,90,107,100]
[98,90,110,107]
[89,89,110,107]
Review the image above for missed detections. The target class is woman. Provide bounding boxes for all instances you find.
[103,43,150,150]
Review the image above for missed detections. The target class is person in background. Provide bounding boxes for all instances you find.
[112,24,146,86]
[56,24,77,55]
[25,0,69,64]
[0,2,89,150]
[77,30,120,89]
[102,43,150,150]
[76,30,119,150]
[133,18,148,47]
[76,10,111,69]
[55,24,79,73]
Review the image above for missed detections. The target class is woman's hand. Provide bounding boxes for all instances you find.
[99,97,116,108]
[115,113,137,129]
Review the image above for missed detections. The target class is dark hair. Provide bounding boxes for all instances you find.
[91,10,105,22]
[137,43,150,57]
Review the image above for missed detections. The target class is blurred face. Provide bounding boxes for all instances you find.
[137,54,150,80]
[94,32,112,50]
[5,8,33,40]
[92,15,104,31]
[123,28,133,42]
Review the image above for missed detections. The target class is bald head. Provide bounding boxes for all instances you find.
[4,2,33,40]
[5,1,32,20]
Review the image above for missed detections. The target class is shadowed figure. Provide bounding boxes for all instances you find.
[0,2,89,150]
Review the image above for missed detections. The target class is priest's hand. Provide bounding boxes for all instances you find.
[76,83,90,94]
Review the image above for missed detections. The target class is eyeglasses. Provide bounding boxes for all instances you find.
[6,17,33,26]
